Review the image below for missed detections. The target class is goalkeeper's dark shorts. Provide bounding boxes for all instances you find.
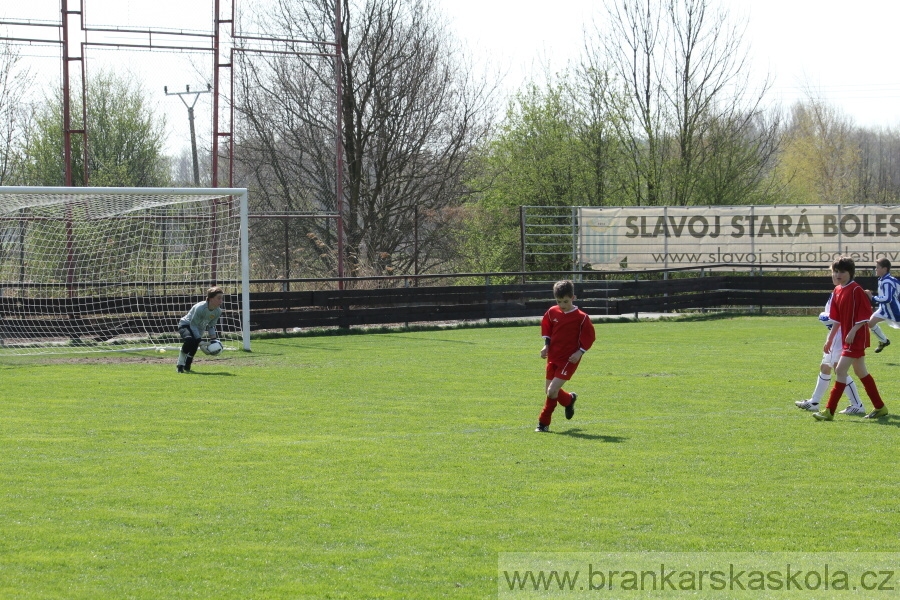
[178,325,200,341]
[178,326,203,356]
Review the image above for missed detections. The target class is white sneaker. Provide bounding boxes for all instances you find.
[795,399,820,411]
[838,405,867,415]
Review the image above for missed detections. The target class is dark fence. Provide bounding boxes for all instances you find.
[250,272,865,330]
[1,267,877,338]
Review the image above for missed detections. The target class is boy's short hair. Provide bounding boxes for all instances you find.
[207,286,224,301]
[877,258,892,271]
[553,280,575,298]
[832,256,855,280]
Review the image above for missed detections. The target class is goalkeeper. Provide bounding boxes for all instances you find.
[176,286,224,373]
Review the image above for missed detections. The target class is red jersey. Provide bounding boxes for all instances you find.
[829,280,872,357]
[541,305,596,364]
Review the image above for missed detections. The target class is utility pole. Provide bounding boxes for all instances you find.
[164,84,211,186]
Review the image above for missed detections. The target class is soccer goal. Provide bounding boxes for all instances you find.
[0,187,250,354]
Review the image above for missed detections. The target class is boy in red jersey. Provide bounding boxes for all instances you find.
[815,257,889,421]
[535,280,596,432]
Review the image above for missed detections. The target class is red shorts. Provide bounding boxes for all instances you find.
[546,359,580,381]
[841,333,868,359]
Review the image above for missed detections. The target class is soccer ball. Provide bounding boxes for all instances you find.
[201,340,224,356]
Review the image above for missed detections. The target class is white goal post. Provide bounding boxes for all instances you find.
[0,186,250,354]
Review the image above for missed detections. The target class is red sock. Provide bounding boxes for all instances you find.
[860,374,885,409]
[826,381,846,413]
[539,396,558,426]
[556,389,572,407]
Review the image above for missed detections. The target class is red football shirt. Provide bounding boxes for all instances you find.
[829,280,872,357]
[541,305,596,365]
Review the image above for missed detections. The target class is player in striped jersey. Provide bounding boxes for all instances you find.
[865,258,900,353]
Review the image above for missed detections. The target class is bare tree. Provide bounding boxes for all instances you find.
[235,0,494,278]
[588,0,777,206]
[855,125,900,204]
[692,108,782,205]
[574,64,635,206]
[591,0,667,205]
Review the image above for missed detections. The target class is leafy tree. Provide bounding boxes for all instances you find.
[487,81,589,207]
[453,202,521,275]
[459,79,580,273]
[458,74,627,273]
[20,70,170,187]
[0,43,32,185]
[778,99,859,205]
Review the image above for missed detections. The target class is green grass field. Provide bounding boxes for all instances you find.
[1,317,899,599]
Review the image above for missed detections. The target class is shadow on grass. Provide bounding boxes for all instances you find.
[665,311,754,322]
[378,333,477,345]
[556,427,627,442]
[846,414,900,428]
[184,371,236,377]
[252,318,540,341]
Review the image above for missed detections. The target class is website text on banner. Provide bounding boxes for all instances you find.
[579,205,900,270]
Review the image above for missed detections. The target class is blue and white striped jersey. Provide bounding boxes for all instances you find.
[872,273,900,322]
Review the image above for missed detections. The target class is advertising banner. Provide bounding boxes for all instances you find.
[579,205,900,270]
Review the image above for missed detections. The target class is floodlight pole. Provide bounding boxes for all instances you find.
[61,0,88,187]
[165,84,211,187]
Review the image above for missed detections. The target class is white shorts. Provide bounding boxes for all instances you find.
[821,328,842,366]
[872,307,900,328]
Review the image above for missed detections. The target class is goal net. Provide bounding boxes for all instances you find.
[0,187,250,354]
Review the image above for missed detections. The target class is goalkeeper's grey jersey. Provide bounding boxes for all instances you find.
[179,301,222,338]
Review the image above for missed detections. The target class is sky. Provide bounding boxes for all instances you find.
[4,0,900,160]
[441,0,900,129]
